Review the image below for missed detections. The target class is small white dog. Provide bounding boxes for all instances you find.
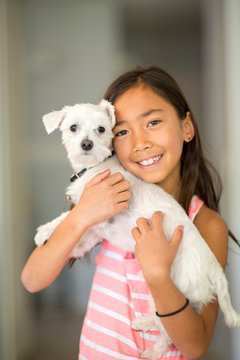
[35,100,240,360]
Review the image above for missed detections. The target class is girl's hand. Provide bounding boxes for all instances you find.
[73,169,131,229]
[132,211,183,287]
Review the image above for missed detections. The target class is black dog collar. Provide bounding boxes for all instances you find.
[70,168,88,182]
[70,150,115,183]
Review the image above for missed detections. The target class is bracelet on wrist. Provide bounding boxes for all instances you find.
[156,298,189,318]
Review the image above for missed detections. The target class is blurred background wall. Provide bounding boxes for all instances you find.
[0,0,239,359]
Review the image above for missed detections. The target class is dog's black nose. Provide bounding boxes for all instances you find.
[81,139,93,151]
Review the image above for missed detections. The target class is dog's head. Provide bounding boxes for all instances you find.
[43,99,115,171]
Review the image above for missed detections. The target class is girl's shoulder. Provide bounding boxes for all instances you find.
[193,204,228,269]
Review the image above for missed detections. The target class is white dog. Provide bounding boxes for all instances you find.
[35,99,240,360]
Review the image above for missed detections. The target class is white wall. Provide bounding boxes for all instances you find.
[201,1,240,359]
[0,2,17,359]
[0,0,35,358]
[223,0,240,357]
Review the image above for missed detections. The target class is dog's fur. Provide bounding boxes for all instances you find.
[35,100,240,360]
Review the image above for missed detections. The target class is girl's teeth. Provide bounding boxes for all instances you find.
[139,156,162,166]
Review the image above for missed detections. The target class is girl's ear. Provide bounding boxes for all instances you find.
[42,108,67,134]
[183,112,195,142]
[99,99,116,127]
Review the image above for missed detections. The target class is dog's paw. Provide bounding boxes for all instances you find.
[140,346,163,360]
[140,339,170,360]
[132,316,159,332]
[34,224,53,246]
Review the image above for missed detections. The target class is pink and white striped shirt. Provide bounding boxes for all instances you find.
[79,196,204,360]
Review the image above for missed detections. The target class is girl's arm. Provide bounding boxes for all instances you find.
[21,169,130,293]
[132,207,228,360]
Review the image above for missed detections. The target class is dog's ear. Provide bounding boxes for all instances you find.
[42,108,67,134]
[99,99,116,127]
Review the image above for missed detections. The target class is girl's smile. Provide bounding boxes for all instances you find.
[136,154,163,167]
[113,84,194,198]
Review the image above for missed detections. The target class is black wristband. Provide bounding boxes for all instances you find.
[156,298,189,318]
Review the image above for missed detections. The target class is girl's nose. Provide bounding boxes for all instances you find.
[132,131,153,152]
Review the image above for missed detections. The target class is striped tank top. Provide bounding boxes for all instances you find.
[79,195,204,360]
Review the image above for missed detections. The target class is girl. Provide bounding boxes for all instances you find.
[22,66,232,360]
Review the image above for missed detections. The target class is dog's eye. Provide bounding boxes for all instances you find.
[70,124,77,132]
[97,126,105,133]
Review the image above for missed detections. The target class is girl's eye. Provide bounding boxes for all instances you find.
[70,124,78,132]
[148,120,160,127]
[97,126,105,133]
[115,130,128,137]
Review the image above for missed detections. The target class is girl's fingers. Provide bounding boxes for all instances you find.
[87,169,111,186]
[136,217,150,233]
[115,190,131,203]
[113,180,130,194]
[132,227,140,240]
[115,201,129,212]
[151,211,165,233]
[170,225,184,250]
[86,171,126,188]
[107,172,125,185]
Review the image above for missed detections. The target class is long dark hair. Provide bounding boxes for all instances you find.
[104,65,238,244]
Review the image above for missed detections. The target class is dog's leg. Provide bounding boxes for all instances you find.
[132,296,172,360]
[132,315,171,359]
[132,315,160,332]
[140,334,171,360]
[138,320,171,360]
[34,211,69,246]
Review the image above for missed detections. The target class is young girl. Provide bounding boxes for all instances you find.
[22,66,232,360]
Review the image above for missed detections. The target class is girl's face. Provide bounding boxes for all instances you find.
[113,84,194,198]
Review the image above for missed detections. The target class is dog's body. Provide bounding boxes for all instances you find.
[35,100,240,360]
